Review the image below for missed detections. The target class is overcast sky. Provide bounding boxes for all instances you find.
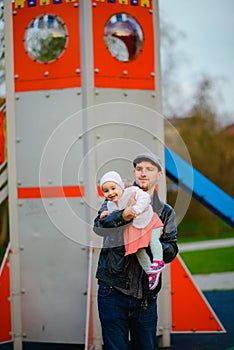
[159,0,234,126]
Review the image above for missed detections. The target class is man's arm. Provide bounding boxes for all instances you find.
[160,205,178,263]
[93,193,137,236]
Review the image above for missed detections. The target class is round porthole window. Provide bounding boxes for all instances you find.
[24,14,68,64]
[104,13,144,62]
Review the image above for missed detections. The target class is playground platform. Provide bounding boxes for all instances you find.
[168,290,234,350]
[0,290,233,350]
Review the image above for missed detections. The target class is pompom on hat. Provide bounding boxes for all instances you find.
[100,171,125,190]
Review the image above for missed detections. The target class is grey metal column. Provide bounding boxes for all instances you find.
[153,0,172,347]
[4,1,23,349]
[153,0,172,346]
[80,2,102,349]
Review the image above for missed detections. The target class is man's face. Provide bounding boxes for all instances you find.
[133,161,163,194]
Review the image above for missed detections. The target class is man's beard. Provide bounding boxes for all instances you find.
[139,181,149,191]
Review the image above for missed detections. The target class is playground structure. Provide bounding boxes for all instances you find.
[0,1,233,349]
[165,148,234,228]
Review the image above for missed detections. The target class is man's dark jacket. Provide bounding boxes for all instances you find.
[93,187,178,299]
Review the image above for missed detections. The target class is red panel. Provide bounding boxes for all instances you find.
[12,2,81,92]
[170,255,225,332]
[92,2,155,90]
[0,110,5,164]
[17,186,85,199]
[0,245,12,343]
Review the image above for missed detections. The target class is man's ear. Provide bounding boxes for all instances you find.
[158,170,163,180]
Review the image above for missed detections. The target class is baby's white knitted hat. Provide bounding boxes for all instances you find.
[100,171,124,190]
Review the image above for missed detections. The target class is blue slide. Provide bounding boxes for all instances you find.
[165,147,234,228]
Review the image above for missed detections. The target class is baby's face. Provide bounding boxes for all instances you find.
[102,181,123,202]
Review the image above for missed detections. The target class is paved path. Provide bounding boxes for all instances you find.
[178,238,234,291]
[193,272,234,290]
[178,238,234,252]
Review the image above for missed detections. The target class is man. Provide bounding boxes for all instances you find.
[93,153,178,350]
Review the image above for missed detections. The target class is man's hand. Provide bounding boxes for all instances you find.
[122,192,137,221]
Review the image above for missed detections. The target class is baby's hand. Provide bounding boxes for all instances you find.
[100,211,109,219]
[129,208,138,217]
[122,207,137,221]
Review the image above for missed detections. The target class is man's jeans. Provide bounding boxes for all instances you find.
[98,283,157,350]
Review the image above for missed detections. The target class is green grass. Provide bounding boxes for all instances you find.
[177,217,234,239]
[177,234,234,244]
[178,232,234,244]
[180,246,234,274]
